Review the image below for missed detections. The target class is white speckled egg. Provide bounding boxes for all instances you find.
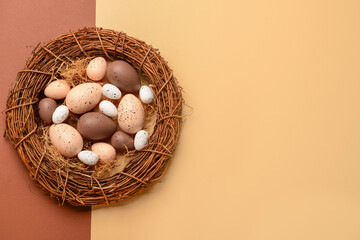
[78,150,99,166]
[134,130,149,151]
[49,123,83,157]
[102,83,121,100]
[65,83,102,114]
[86,57,107,81]
[99,100,117,118]
[117,94,145,134]
[52,105,69,124]
[91,142,116,163]
[139,85,154,104]
[44,80,71,99]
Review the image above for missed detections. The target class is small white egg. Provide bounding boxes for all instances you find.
[52,105,69,124]
[102,83,122,100]
[134,130,149,151]
[99,100,118,118]
[139,85,154,104]
[78,150,99,166]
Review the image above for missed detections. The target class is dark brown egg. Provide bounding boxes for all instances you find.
[106,60,141,93]
[111,131,135,152]
[77,112,117,140]
[38,98,57,125]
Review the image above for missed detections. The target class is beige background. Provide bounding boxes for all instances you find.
[93,0,360,239]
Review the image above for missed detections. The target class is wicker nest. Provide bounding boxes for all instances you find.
[5,27,183,206]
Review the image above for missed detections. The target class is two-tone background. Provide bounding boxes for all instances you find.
[2,0,360,239]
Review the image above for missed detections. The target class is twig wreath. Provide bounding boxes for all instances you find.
[5,27,183,206]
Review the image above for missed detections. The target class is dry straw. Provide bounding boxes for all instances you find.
[4,27,183,206]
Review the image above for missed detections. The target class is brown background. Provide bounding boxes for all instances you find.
[0,1,94,239]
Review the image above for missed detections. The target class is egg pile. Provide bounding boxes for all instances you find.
[38,57,154,166]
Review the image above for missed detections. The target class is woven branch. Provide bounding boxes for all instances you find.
[5,27,183,206]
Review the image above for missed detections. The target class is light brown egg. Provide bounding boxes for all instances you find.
[117,94,145,134]
[49,123,83,157]
[86,57,107,81]
[91,142,116,163]
[44,80,71,99]
[65,83,102,114]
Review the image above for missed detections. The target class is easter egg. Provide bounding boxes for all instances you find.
[49,123,83,157]
[102,83,121,100]
[52,105,69,124]
[91,142,116,162]
[134,130,149,151]
[78,150,99,166]
[110,131,135,152]
[86,57,107,81]
[77,112,117,140]
[139,85,154,104]
[117,94,145,134]
[106,60,141,93]
[44,80,71,100]
[99,100,117,118]
[38,98,57,125]
[65,83,102,114]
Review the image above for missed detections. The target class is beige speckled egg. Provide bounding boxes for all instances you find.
[117,94,145,134]
[86,57,107,81]
[91,142,116,163]
[49,123,83,157]
[65,83,102,114]
[44,80,71,99]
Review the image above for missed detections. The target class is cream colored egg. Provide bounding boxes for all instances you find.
[49,123,83,157]
[65,83,102,114]
[117,94,145,134]
[44,80,70,99]
[91,142,116,163]
[86,57,107,81]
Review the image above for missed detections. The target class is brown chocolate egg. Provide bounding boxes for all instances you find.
[111,131,135,152]
[38,98,57,125]
[106,60,141,93]
[77,112,117,140]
